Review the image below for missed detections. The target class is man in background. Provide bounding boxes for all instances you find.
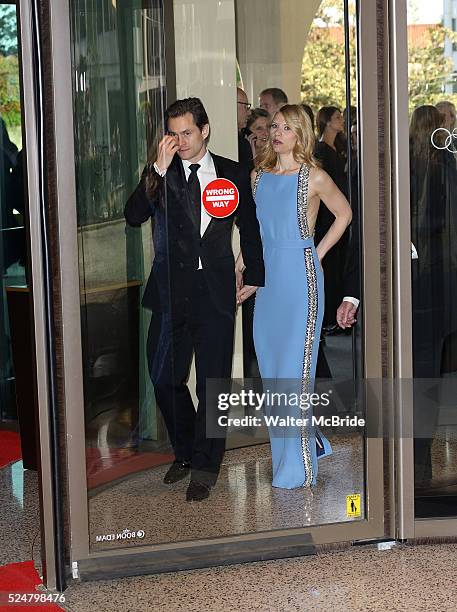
[237,87,253,171]
[259,87,288,119]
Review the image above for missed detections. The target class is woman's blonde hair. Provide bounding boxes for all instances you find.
[256,104,319,171]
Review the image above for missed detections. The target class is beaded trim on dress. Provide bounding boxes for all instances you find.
[296,164,318,487]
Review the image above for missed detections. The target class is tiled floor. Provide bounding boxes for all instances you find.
[1,453,457,611]
[0,460,41,568]
[88,434,365,551]
[60,543,457,612]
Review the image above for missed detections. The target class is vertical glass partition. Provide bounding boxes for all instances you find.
[405,1,457,519]
[71,0,169,503]
[0,1,26,422]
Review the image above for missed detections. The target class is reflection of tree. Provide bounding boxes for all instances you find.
[314,0,355,27]
[0,55,20,128]
[408,25,457,113]
[0,6,18,56]
[0,5,20,135]
[301,0,356,111]
[302,0,457,117]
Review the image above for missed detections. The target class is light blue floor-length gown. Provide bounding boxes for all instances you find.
[253,166,332,488]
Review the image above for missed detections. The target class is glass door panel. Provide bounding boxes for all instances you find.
[70,0,169,514]
[68,0,376,555]
[405,1,457,518]
[0,1,26,421]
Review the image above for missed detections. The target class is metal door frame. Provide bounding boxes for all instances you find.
[29,0,388,583]
[389,0,457,539]
[19,0,62,590]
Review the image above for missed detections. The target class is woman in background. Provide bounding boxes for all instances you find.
[246,108,270,161]
[409,105,457,485]
[301,103,315,133]
[314,106,350,332]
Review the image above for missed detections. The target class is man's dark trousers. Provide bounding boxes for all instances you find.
[147,270,233,486]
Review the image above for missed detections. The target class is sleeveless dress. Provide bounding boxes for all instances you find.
[252,165,332,488]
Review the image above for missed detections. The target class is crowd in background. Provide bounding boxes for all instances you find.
[237,86,457,377]
[237,87,457,484]
[237,86,357,337]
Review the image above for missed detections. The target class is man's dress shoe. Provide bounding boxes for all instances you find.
[186,480,211,502]
[163,461,191,484]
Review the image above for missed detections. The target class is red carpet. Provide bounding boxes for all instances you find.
[86,447,174,489]
[0,561,64,610]
[0,431,22,469]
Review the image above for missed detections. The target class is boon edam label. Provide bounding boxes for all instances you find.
[346,494,361,518]
[95,528,145,543]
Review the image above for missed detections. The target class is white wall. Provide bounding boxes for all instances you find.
[173,0,243,389]
[173,0,238,159]
[236,0,321,105]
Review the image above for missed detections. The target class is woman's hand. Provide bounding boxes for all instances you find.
[235,252,246,292]
[236,268,244,292]
[155,135,180,173]
[315,250,324,272]
[237,285,258,305]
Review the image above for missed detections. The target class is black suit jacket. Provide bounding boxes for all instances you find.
[124,152,264,316]
[238,132,254,173]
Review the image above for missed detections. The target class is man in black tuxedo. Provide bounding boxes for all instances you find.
[237,87,253,172]
[335,235,359,329]
[125,98,264,502]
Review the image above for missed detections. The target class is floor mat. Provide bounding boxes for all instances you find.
[86,447,174,489]
[0,561,64,611]
[0,432,22,469]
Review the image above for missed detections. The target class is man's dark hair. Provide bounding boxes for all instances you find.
[260,88,288,105]
[301,104,315,132]
[165,97,209,130]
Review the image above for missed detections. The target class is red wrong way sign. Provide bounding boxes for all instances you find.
[202,178,239,218]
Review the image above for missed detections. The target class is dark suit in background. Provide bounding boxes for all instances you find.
[237,130,260,378]
[125,153,264,485]
[238,131,254,173]
[314,141,350,328]
[410,150,457,484]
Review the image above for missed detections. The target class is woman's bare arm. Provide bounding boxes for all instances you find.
[309,167,352,262]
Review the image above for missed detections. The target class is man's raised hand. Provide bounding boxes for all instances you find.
[155,135,180,173]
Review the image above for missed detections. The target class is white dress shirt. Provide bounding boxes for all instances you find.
[155,149,217,270]
[181,150,216,242]
[343,296,360,308]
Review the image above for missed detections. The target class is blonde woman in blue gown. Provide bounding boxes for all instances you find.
[237,105,352,489]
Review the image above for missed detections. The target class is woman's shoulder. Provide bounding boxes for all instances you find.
[308,164,326,181]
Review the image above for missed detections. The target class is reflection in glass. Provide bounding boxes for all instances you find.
[407,1,457,518]
[0,3,25,421]
[71,0,367,551]
[70,0,170,508]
